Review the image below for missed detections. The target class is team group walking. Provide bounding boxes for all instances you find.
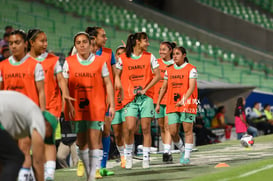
[0,26,198,181]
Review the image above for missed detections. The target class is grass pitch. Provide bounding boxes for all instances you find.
[55,135,273,181]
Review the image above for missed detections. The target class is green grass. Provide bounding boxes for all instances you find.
[55,135,273,181]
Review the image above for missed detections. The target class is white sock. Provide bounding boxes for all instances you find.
[164,144,171,154]
[143,147,150,160]
[30,167,36,181]
[44,161,56,180]
[125,144,133,157]
[78,149,90,177]
[89,149,103,178]
[184,143,193,159]
[18,168,30,181]
[117,145,125,157]
[174,139,184,152]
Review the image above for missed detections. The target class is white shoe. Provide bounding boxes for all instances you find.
[142,159,150,169]
[125,155,133,169]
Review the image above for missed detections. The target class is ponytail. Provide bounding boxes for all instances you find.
[125,34,136,57]
[125,32,148,58]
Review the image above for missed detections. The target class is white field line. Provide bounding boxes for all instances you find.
[219,164,273,181]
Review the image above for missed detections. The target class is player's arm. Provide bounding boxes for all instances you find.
[156,79,168,106]
[176,78,196,107]
[141,67,160,94]
[103,62,115,119]
[140,54,160,94]
[35,63,46,110]
[31,129,45,181]
[36,80,46,111]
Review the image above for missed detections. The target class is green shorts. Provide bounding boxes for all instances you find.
[154,104,166,119]
[111,109,125,125]
[167,112,196,125]
[72,121,104,133]
[124,95,154,118]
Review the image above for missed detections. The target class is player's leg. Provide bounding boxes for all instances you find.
[44,144,56,181]
[87,122,103,181]
[140,95,154,168]
[163,114,173,163]
[100,113,114,176]
[75,121,89,178]
[112,110,125,168]
[168,113,184,163]
[123,102,138,169]
[181,113,195,165]
[0,129,25,181]
[18,137,32,181]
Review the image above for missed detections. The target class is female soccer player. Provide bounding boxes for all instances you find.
[85,26,118,176]
[156,46,198,165]
[0,29,46,181]
[112,45,126,168]
[116,32,161,169]
[63,32,115,180]
[27,28,74,180]
[153,41,175,163]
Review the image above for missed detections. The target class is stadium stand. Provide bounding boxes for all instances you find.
[0,0,273,92]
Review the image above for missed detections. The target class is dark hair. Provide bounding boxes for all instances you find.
[3,32,10,38]
[253,102,259,107]
[160,41,176,58]
[264,104,270,109]
[5,26,12,31]
[116,45,126,53]
[125,32,148,57]
[234,97,244,116]
[73,31,91,45]
[85,26,103,37]
[27,29,44,51]
[9,29,27,42]
[217,105,225,113]
[174,46,189,63]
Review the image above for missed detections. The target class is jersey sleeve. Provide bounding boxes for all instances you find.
[116,57,123,70]
[54,60,63,75]
[35,63,45,81]
[29,107,45,139]
[102,62,109,77]
[111,51,116,65]
[62,60,69,79]
[189,68,198,79]
[151,54,159,70]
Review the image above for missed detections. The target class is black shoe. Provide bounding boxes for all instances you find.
[163,153,173,163]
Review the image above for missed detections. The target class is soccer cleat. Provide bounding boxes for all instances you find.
[120,156,126,168]
[163,153,173,163]
[95,169,103,179]
[125,155,133,169]
[180,151,185,164]
[142,159,150,169]
[181,158,190,166]
[100,168,114,176]
[77,160,85,177]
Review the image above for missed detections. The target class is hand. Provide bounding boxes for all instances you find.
[63,95,76,102]
[121,40,126,47]
[175,96,185,107]
[109,107,115,120]
[67,100,75,120]
[138,89,146,95]
[155,104,160,114]
[117,90,124,103]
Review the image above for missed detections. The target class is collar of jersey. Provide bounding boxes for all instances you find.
[9,54,30,65]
